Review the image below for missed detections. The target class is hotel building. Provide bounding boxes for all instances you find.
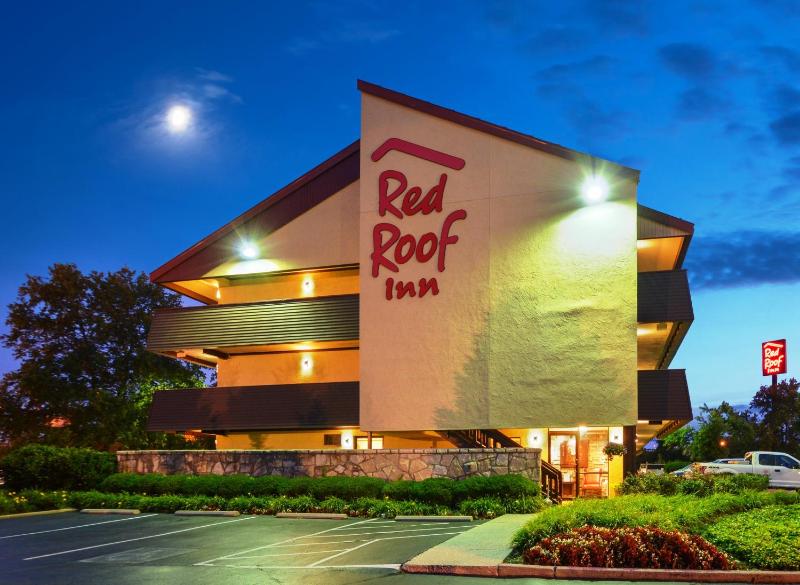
[146,81,694,498]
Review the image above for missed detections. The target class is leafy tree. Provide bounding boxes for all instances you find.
[0,263,210,449]
[660,425,694,460]
[690,402,756,461]
[749,378,800,458]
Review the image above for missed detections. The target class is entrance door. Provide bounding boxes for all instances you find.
[549,432,579,499]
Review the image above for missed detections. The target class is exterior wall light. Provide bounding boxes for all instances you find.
[341,430,354,449]
[610,426,623,443]
[239,242,259,259]
[579,426,588,436]
[300,354,313,374]
[581,175,609,205]
[527,429,545,447]
[302,276,314,295]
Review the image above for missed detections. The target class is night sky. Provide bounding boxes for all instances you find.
[1,1,798,408]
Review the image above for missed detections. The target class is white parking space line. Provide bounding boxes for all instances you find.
[209,563,402,570]
[307,526,467,537]
[306,539,378,567]
[195,517,377,566]
[0,514,158,540]
[23,516,255,561]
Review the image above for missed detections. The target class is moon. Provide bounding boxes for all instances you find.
[166,104,192,133]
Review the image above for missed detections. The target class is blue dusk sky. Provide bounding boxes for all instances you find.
[1,1,798,409]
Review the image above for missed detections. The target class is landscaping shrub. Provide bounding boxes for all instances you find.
[663,460,691,474]
[97,472,540,505]
[0,445,116,491]
[618,472,769,497]
[704,504,800,570]
[523,526,732,570]
[458,497,507,519]
[512,491,800,552]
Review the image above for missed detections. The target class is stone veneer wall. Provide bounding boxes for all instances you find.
[116,448,541,481]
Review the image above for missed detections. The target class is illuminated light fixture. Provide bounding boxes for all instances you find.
[239,242,259,259]
[578,426,588,436]
[341,430,354,449]
[166,104,192,133]
[527,429,544,447]
[581,175,609,205]
[302,276,314,294]
[215,289,221,300]
[300,354,313,374]
[637,327,651,336]
[636,240,651,249]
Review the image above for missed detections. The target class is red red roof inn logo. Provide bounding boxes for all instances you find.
[762,339,787,376]
[369,138,467,301]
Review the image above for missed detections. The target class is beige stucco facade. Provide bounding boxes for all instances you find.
[359,93,638,432]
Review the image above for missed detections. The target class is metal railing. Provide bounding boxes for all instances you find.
[540,459,563,504]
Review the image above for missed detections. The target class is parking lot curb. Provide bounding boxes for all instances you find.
[0,508,77,520]
[275,512,348,520]
[174,510,240,517]
[395,515,473,522]
[402,562,800,582]
[80,508,141,515]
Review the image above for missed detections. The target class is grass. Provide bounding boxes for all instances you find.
[512,491,800,571]
[703,504,800,570]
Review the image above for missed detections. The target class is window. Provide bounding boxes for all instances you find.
[355,436,383,449]
[779,455,800,469]
[758,454,778,466]
[323,434,341,446]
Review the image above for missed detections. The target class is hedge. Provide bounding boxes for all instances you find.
[618,472,769,497]
[0,489,544,518]
[98,472,540,505]
[0,445,116,491]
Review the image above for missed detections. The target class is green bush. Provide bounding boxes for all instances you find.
[0,445,116,490]
[663,460,692,474]
[512,491,800,552]
[703,504,800,570]
[98,472,540,505]
[618,472,769,497]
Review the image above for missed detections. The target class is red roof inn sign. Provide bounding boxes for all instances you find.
[369,138,467,301]
[762,339,787,376]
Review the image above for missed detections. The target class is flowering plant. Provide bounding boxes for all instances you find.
[602,442,627,460]
[523,525,733,569]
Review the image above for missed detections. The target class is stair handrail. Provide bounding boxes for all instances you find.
[540,459,563,504]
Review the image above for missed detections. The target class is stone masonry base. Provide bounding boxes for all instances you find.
[116,448,541,481]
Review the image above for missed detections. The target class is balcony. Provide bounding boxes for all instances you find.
[638,270,693,370]
[147,294,358,364]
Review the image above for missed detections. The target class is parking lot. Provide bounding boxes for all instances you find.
[0,512,484,584]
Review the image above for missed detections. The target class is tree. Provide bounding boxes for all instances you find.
[660,425,694,461]
[0,263,209,449]
[749,378,800,458]
[690,402,757,461]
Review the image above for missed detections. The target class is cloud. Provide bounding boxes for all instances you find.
[659,43,720,80]
[537,55,617,81]
[767,84,800,113]
[770,112,800,145]
[195,68,233,83]
[522,25,588,55]
[759,45,800,72]
[676,87,729,121]
[286,20,399,55]
[583,0,648,34]
[686,231,800,289]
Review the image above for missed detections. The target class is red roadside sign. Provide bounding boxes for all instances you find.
[762,339,787,376]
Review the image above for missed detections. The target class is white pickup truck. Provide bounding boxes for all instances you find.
[697,451,800,488]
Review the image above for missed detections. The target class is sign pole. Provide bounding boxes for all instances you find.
[772,373,778,394]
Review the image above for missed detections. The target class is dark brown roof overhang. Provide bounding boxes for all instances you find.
[358,79,640,182]
[637,204,695,268]
[638,369,693,422]
[150,140,360,286]
[147,382,359,432]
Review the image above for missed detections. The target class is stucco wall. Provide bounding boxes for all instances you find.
[359,93,638,431]
[217,349,358,387]
[117,448,541,481]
